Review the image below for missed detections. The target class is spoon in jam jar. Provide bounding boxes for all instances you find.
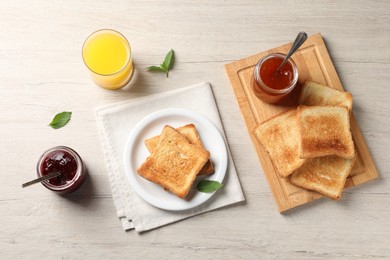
[22,171,61,188]
[276,31,307,73]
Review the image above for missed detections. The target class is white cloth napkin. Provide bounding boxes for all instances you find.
[95,82,245,232]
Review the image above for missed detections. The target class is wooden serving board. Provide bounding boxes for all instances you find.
[224,33,379,212]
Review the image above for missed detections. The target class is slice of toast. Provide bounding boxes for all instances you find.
[298,81,353,110]
[297,106,355,159]
[253,109,307,177]
[289,155,355,199]
[144,124,214,175]
[137,125,210,199]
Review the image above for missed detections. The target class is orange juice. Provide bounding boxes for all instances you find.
[82,29,133,89]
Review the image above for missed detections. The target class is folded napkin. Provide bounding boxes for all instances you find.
[95,82,245,232]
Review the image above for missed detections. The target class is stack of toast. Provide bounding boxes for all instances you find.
[254,81,355,199]
[137,124,214,199]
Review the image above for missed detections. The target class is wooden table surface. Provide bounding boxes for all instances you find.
[1,1,389,259]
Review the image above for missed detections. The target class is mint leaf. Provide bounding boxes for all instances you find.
[162,49,174,72]
[197,180,223,193]
[146,49,174,77]
[49,111,72,129]
[146,66,166,72]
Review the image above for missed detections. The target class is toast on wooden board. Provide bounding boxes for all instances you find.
[137,125,210,199]
[289,155,355,199]
[297,106,355,159]
[253,109,307,178]
[144,124,214,175]
[298,81,353,110]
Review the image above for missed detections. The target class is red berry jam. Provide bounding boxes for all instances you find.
[37,146,86,194]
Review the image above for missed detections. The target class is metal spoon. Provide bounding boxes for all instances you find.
[276,31,308,72]
[22,171,61,188]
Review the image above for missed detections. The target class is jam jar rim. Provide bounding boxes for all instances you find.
[253,52,299,95]
[36,146,83,192]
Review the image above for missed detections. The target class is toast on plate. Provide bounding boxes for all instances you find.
[297,105,355,159]
[137,125,210,199]
[298,81,353,110]
[289,155,355,199]
[144,124,214,175]
[253,109,307,177]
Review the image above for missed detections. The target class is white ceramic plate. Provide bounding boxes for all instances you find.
[123,108,228,211]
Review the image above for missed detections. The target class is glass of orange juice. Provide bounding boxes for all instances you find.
[82,29,134,90]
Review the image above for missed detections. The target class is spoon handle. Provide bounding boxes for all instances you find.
[22,171,61,188]
[277,31,308,71]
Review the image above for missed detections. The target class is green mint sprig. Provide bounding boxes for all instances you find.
[197,180,223,193]
[49,111,72,129]
[146,49,174,77]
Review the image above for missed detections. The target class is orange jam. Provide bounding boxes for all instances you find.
[252,53,298,103]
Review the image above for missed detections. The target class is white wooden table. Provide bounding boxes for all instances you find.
[1,1,389,259]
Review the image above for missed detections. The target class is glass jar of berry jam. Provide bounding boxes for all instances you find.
[252,53,298,103]
[36,146,87,194]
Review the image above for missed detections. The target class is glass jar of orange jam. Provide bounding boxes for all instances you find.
[252,53,298,103]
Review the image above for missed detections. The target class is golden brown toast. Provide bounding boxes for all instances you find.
[298,81,353,110]
[297,106,355,159]
[253,109,307,177]
[145,124,201,151]
[137,125,210,199]
[289,155,355,199]
[144,124,214,175]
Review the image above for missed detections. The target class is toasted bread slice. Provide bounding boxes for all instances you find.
[297,106,355,159]
[298,81,353,110]
[144,124,214,175]
[253,109,307,177]
[289,155,355,199]
[144,124,201,151]
[137,125,210,199]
